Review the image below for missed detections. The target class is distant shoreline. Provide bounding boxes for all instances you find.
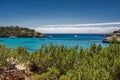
[0,26,45,38]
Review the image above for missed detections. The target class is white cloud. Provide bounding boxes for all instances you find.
[31,22,120,33]
[32,27,120,34]
[41,22,120,27]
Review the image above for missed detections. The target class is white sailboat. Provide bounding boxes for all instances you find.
[74,35,78,39]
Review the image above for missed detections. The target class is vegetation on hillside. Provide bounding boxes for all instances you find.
[0,43,120,80]
[0,26,42,37]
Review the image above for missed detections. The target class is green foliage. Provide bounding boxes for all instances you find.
[0,44,9,69]
[111,37,118,43]
[0,43,120,80]
[16,46,30,63]
[0,44,30,70]
[0,26,41,37]
[33,67,59,80]
[30,44,120,80]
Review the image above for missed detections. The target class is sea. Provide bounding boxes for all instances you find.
[0,34,109,52]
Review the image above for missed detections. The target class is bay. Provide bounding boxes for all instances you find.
[0,34,109,52]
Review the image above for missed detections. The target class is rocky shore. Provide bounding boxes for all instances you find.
[103,30,120,43]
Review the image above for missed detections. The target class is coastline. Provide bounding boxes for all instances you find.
[102,30,120,43]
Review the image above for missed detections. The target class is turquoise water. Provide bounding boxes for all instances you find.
[0,34,109,52]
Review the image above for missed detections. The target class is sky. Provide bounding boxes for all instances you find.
[0,0,120,33]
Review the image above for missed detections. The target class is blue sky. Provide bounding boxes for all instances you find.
[0,0,120,33]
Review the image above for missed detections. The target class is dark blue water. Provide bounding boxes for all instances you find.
[0,34,109,52]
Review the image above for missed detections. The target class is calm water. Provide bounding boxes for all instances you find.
[0,34,109,52]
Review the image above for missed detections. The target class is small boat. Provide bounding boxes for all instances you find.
[9,36,17,38]
[48,35,53,38]
[39,34,45,38]
[74,35,78,38]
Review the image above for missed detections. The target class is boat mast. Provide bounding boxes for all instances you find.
[88,28,91,41]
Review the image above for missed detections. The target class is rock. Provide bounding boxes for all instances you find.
[0,69,31,80]
[1,57,31,80]
[15,64,26,70]
[103,35,120,43]
[103,30,120,43]
[7,57,19,65]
